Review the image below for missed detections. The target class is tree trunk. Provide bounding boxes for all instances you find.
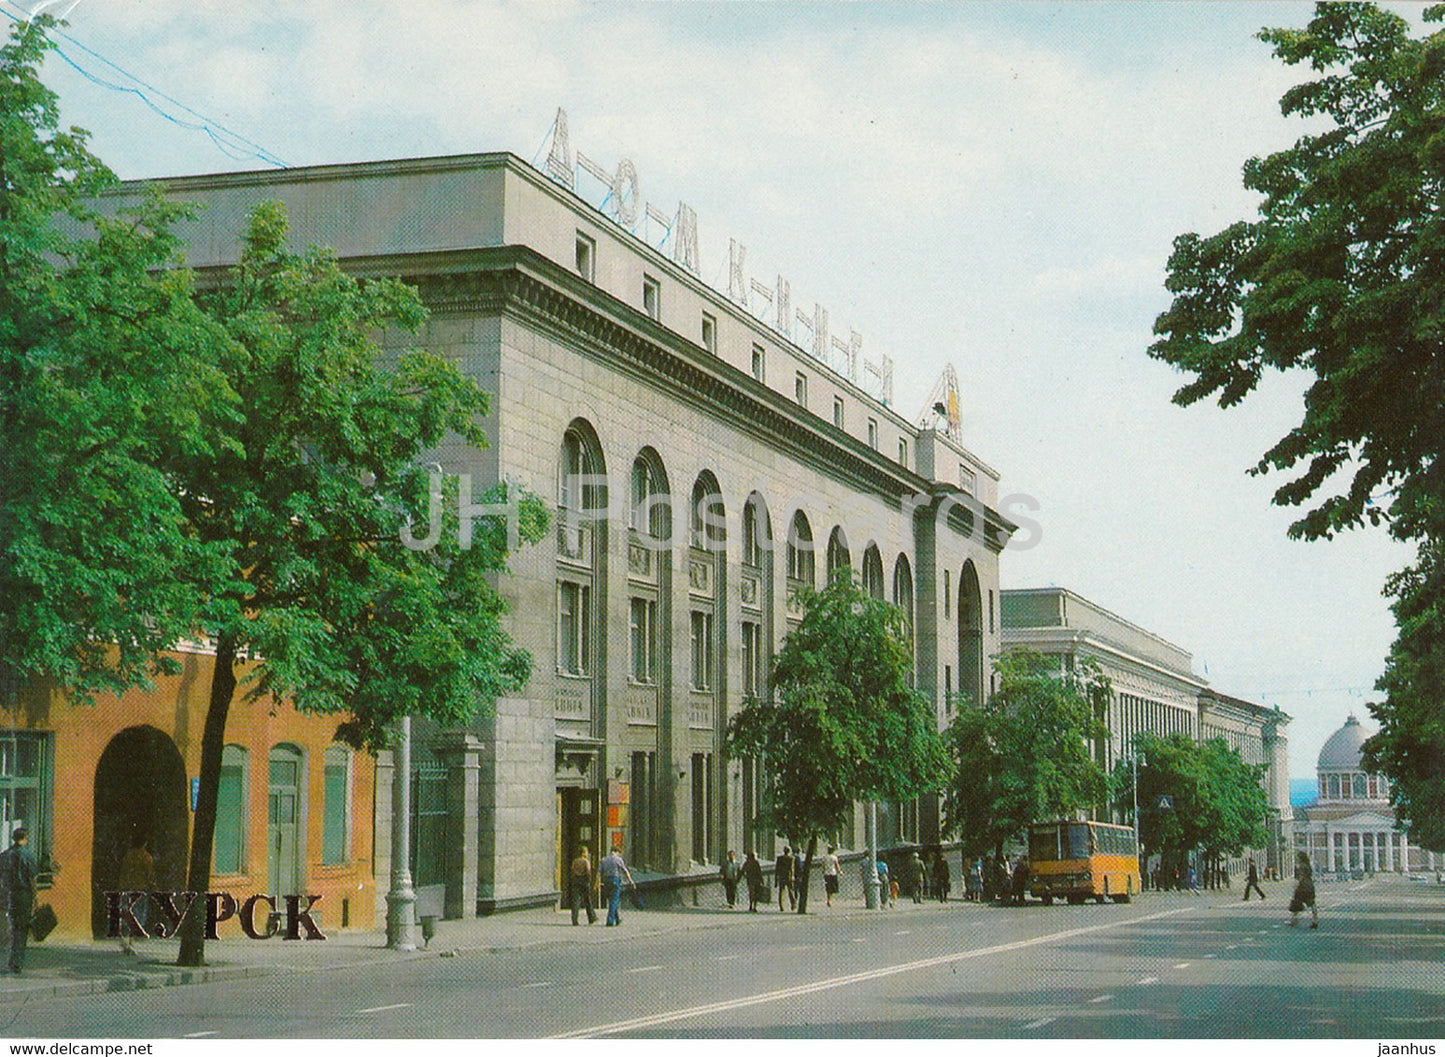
[797,836,817,914]
[177,632,237,967]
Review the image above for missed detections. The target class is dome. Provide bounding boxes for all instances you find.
[1317,714,1372,771]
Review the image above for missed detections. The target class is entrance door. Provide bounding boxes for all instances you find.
[268,745,303,898]
[558,788,600,889]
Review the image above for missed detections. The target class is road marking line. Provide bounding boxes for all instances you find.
[1173,963,1191,969]
[1023,1017,1057,1030]
[1136,976,1158,985]
[715,954,740,961]
[852,937,867,943]
[356,1003,412,1014]
[1225,945,1238,950]
[521,981,554,989]
[1204,953,1216,959]
[894,931,912,936]
[627,965,664,974]
[1088,994,1114,1004]
[183,1032,218,1038]
[551,906,1195,1038]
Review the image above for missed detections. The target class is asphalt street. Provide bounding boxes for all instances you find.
[1,876,1439,1039]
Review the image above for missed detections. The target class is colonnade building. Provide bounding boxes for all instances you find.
[1001,587,1293,875]
[119,152,1018,917]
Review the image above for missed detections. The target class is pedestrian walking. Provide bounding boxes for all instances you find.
[966,859,983,903]
[743,850,765,912]
[822,845,841,907]
[1242,858,1266,901]
[909,851,925,904]
[720,850,742,909]
[569,845,597,925]
[1011,857,1031,906]
[775,846,795,911]
[933,852,951,902]
[599,846,634,927]
[1289,852,1318,929]
[116,834,155,953]
[793,847,807,905]
[0,828,38,974]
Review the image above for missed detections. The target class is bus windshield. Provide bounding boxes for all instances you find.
[1029,822,1099,862]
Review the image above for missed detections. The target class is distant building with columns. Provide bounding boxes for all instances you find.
[1293,714,1438,875]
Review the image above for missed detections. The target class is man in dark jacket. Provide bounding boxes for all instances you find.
[1,828,38,973]
[775,847,795,911]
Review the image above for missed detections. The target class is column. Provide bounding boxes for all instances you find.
[1386,829,1395,872]
[436,731,483,920]
[1401,830,1410,873]
[1327,829,1337,874]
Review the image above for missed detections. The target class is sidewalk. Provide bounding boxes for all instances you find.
[0,885,888,1004]
[0,879,1292,1005]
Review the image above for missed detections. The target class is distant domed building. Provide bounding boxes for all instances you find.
[1294,714,1438,874]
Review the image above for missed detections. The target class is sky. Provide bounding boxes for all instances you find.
[6,0,1419,776]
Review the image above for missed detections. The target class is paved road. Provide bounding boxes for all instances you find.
[2,877,1439,1038]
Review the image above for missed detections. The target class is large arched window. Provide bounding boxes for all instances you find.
[826,526,851,583]
[957,560,983,709]
[861,544,884,599]
[558,421,607,515]
[892,554,914,632]
[787,511,815,585]
[631,449,671,541]
[690,471,726,552]
[743,494,771,567]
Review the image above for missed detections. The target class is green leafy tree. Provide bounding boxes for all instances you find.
[1363,541,1445,851]
[1115,733,1268,886]
[943,652,1110,859]
[172,201,546,965]
[727,574,947,913]
[0,18,230,700]
[1149,2,1445,851]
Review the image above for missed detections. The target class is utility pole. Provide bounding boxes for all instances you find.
[386,714,417,950]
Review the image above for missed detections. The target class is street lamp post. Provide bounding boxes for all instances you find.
[864,801,881,909]
[386,714,417,951]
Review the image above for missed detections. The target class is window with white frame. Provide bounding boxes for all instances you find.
[701,313,717,354]
[575,232,596,282]
[741,620,763,697]
[833,397,845,429]
[690,610,714,691]
[794,372,808,407]
[558,581,591,675]
[322,745,351,866]
[867,418,878,449]
[751,345,766,382]
[643,275,661,320]
[214,744,247,874]
[630,597,657,683]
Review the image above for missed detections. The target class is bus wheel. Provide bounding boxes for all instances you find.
[1095,894,1106,904]
[1041,896,1053,906]
[1067,894,1084,905]
[1112,894,1131,904]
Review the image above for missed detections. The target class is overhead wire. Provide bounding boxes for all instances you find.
[1,2,287,169]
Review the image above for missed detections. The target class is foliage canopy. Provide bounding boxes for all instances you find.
[942,652,1111,858]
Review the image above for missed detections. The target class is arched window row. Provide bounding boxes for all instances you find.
[555,423,922,585]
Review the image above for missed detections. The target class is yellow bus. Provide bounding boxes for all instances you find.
[1028,820,1141,904]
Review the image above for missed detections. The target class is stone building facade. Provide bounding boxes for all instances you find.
[1000,587,1292,874]
[129,152,1018,917]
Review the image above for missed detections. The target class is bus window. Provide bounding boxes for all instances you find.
[1067,823,1091,859]
[1029,825,1060,862]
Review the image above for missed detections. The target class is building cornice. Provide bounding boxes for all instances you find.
[338,244,1017,551]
